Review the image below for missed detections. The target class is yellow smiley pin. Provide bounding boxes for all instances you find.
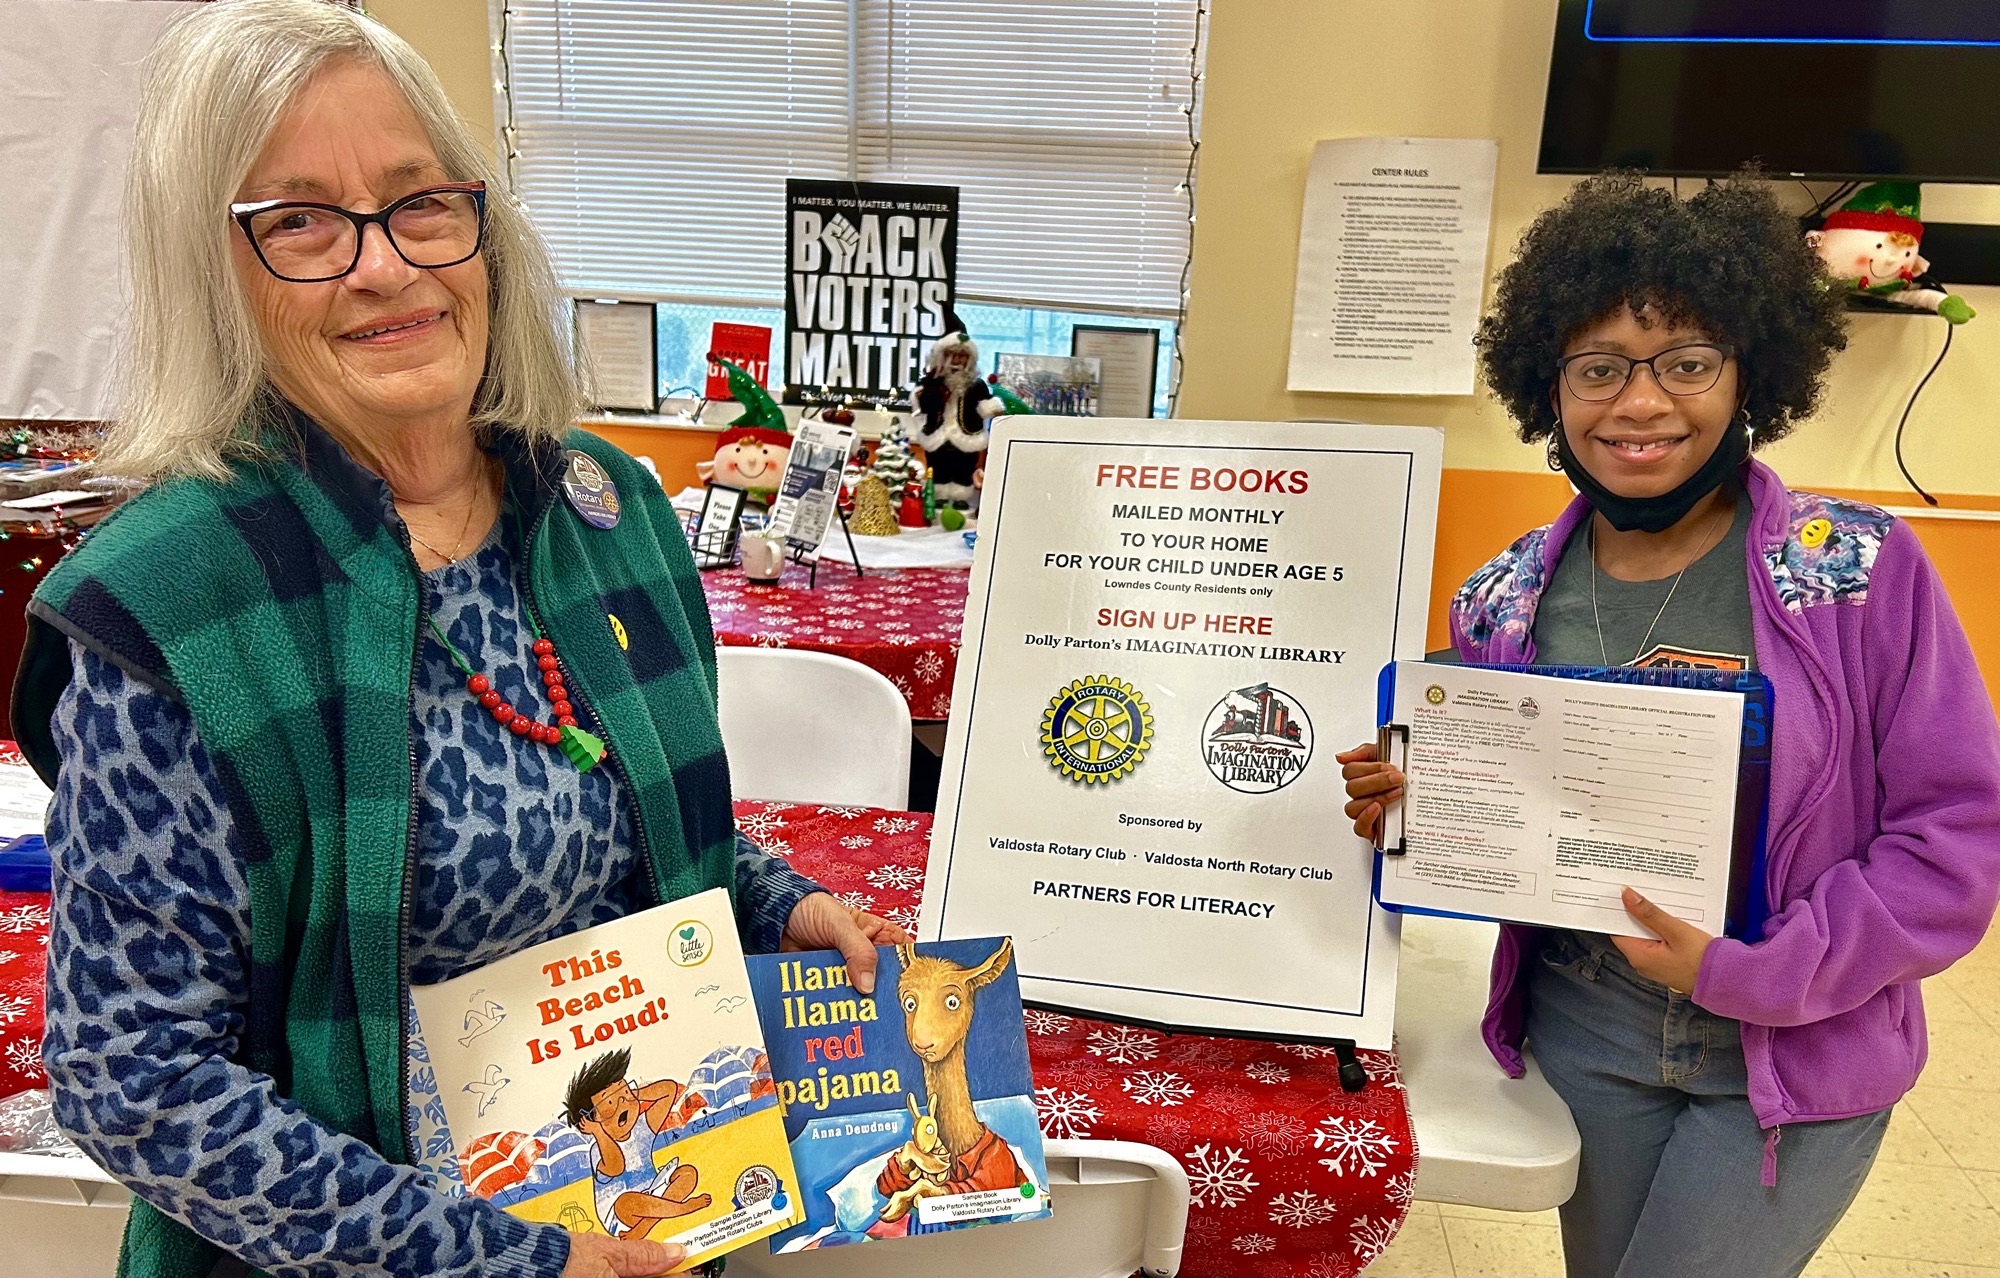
[608,613,629,650]
[1800,518,1832,550]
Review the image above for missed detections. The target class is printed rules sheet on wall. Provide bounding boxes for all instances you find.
[919,419,1442,1047]
[1287,137,1498,396]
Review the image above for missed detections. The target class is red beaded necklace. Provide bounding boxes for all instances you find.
[424,613,607,771]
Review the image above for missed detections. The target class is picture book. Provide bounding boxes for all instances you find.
[744,937,1052,1253]
[410,889,801,1266]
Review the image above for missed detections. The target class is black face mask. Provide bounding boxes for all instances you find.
[1552,420,1750,534]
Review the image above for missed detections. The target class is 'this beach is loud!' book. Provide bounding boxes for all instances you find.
[745,937,1052,1253]
[410,889,801,1266]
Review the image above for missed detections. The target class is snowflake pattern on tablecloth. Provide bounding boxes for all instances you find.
[756,838,793,859]
[1185,1143,1258,1209]
[1169,1038,1241,1071]
[1122,1070,1194,1107]
[865,864,924,892]
[1312,1115,1398,1177]
[0,951,15,967]
[837,834,874,850]
[1023,1009,1075,1036]
[1233,1234,1276,1255]
[752,633,790,647]
[1034,1087,1102,1139]
[3,1036,42,1080]
[1245,1061,1291,1085]
[835,890,875,911]
[0,993,29,1025]
[0,904,49,934]
[873,815,922,835]
[1276,1042,1342,1060]
[1085,1025,1161,1064]
[1269,1189,1339,1229]
[913,651,945,682]
[1384,1170,1416,1209]
[885,906,921,933]
[816,806,867,818]
[1145,1113,1194,1150]
[1350,1215,1400,1264]
[1242,1110,1309,1157]
[736,810,788,839]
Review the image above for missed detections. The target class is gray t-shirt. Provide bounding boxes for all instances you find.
[1532,488,1757,673]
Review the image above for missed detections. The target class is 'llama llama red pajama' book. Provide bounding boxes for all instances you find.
[745,938,1053,1252]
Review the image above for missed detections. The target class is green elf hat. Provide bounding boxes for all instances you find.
[1822,181,1925,240]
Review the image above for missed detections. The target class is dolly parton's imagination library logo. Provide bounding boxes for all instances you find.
[1041,676,1155,784]
[1201,682,1313,794]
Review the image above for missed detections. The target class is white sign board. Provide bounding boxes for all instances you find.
[764,418,856,559]
[920,418,1442,1046]
[1286,137,1498,397]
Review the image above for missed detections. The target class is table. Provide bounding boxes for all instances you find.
[702,567,967,721]
[737,800,1420,1278]
[0,891,47,1101]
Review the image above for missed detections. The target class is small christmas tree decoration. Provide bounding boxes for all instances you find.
[849,473,901,536]
[870,416,922,491]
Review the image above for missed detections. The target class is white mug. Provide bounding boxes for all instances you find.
[741,532,786,584]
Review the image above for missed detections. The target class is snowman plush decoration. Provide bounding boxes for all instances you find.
[1806,182,1976,324]
[913,330,1002,510]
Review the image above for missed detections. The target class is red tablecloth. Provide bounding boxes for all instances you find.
[702,566,967,721]
[0,890,50,1099]
[0,803,1417,1277]
[734,799,1418,1278]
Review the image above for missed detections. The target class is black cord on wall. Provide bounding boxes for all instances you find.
[1894,320,1954,507]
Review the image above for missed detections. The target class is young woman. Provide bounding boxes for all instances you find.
[1339,173,2000,1278]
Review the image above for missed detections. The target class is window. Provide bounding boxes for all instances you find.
[502,0,1200,377]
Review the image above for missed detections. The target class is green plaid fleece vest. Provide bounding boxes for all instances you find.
[13,419,735,1278]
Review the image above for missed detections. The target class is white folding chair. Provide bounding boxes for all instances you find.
[727,1140,1189,1278]
[715,647,913,810]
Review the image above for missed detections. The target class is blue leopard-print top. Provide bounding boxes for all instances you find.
[40,524,825,1278]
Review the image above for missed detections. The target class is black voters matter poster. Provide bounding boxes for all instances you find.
[784,180,959,407]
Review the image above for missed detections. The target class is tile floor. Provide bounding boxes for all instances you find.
[1362,931,2000,1277]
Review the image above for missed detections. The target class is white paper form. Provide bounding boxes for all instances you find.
[1380,663,1743,938]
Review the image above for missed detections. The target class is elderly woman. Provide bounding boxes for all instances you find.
[14,3,902,1276]
[1341,174,2000,1277]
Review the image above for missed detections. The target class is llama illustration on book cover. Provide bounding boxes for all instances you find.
[410,889,801,1265]
[745,937,1052,1252]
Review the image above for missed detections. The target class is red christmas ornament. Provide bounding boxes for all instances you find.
[897,489,928,528]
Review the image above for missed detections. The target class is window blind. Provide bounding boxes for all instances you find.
[502,0,1197,314]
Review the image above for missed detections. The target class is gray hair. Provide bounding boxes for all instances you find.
[102,0,581,484]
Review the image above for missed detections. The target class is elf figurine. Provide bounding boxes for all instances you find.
[1806,182,1976,324]
[697,355,793,505]
[913,329,1002,511]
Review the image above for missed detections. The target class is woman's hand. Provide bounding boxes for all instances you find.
[1335,742,1403,842]
[781,892,913,995]
[561,1233,685,1277]
[1610,887,1715,994]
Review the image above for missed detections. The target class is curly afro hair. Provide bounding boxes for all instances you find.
[1475,171,1847,448]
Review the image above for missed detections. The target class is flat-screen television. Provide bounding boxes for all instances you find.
[1540,0,2000,182]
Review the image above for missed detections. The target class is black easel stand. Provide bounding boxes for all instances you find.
[789,505,865,588]
[1333,1039,1368,1092]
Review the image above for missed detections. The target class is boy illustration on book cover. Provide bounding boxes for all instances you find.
[747,937,1052,1252]
[410,892,800,1265]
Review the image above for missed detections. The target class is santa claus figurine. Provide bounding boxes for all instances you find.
[1806,182,1976,324]
[913,329,1002,510]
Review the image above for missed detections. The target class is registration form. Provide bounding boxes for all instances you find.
[1377,662,1744,938]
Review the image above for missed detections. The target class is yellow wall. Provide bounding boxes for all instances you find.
[366,0,494,157]
[1179,0,2000,494]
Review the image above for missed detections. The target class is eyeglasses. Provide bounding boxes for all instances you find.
[1555,343,1736,403]
[230,182,487,283]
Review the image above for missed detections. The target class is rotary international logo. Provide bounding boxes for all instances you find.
[1041,676,1155,784]
[1424,684,1446,706]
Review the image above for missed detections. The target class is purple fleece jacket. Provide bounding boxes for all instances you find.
[1450,459,2000,1132]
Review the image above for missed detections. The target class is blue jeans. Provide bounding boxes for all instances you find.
[1526,930,1891,1278]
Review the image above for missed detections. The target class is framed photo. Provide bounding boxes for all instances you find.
[1071,325,1160,419]
[993,353,1103,417]
[573,298,658,413]
[689,483,746,569]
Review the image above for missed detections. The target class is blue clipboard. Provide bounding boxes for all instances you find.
[1371,661,1773,941]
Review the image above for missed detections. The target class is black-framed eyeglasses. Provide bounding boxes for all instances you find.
[1556,343,1736,403]
[230,182,487,283]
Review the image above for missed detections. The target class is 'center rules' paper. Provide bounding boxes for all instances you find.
[411,889,801,1265]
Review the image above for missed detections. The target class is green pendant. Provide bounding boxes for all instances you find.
[559,724,607,771]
